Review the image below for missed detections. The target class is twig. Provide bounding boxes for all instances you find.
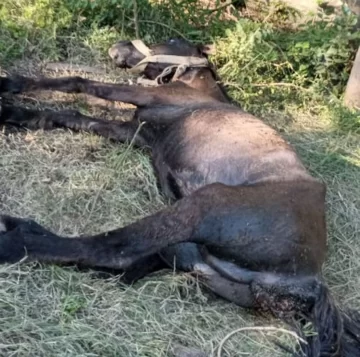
[225,81,310,92]
[119,121,146,163]
[206,0,242,14]
[223,82,246,94]
[82,182,107,231]
[251,82,310,91]
[133,0,140,38]
[207,1,232,14]
[217,326,306,357]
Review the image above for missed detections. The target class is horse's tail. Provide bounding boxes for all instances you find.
[295,282,360,357]
[252,276,360,357]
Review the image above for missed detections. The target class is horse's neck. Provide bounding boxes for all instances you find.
[178,68,231,103]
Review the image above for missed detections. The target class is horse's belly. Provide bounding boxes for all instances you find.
[153,110,312,196]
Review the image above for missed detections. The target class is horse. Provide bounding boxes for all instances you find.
[0,38,359,356]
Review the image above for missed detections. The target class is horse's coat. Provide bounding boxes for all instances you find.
[0,38,359,356]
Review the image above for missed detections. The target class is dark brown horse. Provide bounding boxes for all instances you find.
[0,38,359,356]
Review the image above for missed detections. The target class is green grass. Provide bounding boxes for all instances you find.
[0,0,360,356]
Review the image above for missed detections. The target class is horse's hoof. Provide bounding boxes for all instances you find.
[0,76,25,94]
[0,215,27,264]
[0,219,6,233]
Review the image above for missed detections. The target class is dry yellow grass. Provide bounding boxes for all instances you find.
[0,57,359,356]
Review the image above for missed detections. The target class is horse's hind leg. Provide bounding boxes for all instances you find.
[102,254,167,284]
[0,181,325,271]
[0,181,325,296]
[160,243,204,272]
[159,243,255,307]
[194,263,255,308]
[0,184,215,268]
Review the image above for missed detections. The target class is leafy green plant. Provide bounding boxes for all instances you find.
[212,12,360,131]
[0,0,73,63]
[215,13,360,93]
[62,0,239,42]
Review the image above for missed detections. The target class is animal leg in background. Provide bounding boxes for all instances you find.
[0,104,150,147]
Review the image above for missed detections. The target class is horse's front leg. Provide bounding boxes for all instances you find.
[0,103,150,147]
[0,75,159,107]
[0,74,206,107]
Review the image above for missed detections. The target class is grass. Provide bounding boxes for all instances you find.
[0,1,360,356]
[0,67,298,357]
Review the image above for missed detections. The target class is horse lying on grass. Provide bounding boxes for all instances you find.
[0,38,359,356]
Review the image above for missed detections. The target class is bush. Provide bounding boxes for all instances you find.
[211,12,360,131]
[63,0,237,43]
[214,14,360,97]
[0,0,72,63]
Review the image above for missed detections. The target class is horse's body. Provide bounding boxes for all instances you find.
[0,38,359,356]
